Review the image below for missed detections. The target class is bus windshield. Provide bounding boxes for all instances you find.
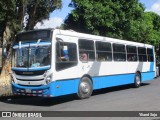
[12,45,51,68]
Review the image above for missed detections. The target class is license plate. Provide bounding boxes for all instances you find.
[25,89,31,93]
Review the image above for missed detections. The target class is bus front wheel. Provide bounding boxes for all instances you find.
[134,72,141,88]
[77,77,93,99]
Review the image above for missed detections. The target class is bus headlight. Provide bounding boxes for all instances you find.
[43,71,47,77]
[46,74,52,84]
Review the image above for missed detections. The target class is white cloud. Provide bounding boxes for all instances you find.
[146,0,160,15]
[34,17,63,29]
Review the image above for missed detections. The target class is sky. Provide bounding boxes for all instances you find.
[34,0,160,29]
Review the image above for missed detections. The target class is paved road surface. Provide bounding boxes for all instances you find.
[0,77,160,120]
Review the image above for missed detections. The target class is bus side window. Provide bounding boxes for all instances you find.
[147,48,154,62]
[126,45,137,62]
[56,42,78,71]
[78,39,95,61]
[138,47,147,62]
[95,41,112,61]
[113,44,126,62]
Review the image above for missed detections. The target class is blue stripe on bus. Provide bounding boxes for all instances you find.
[49,79,79,96]
[12,66,50,71]
[12,71,155,97]
[12,68,28,71]
[13,42,51,48]
[12,82,49,90]
[29,66,51,71]
[141,71,155,82]
[92,73,135,89]
[12,79,79,97]
[14,41,51,45]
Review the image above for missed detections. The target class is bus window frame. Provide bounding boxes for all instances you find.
[126,45,138,62]
[56,41,78,71]
[78,39,95,62]
[113,43,126,62]
[95,41,112,62]
[138,47,147,62]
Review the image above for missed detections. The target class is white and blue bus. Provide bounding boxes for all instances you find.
[11,29,156,99]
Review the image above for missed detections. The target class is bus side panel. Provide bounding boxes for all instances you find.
[92,73,135,89]
[49,79,80,97]
[149,62,154,71]
[141,71,155,82]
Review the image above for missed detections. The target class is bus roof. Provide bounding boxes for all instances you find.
[17,29,153,48]
[55,29,153,48]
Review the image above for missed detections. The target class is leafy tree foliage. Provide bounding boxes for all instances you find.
[0,0,62,75]
[64,0,160,47]
[65,0,144,37]
[0,0,62,46]
[25,0,62,30]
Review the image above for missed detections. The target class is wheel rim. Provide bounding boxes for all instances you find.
[136,75,140,85]
[80,82,90,94]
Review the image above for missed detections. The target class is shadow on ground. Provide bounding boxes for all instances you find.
[0,83,150,106]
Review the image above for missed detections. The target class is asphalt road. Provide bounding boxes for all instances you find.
[0,77,160,120]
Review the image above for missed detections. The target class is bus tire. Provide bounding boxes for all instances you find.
[77,77,93,99]
[134,72,141,88]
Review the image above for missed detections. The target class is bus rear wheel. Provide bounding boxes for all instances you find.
[134,72,141,88]
[77,77,93,99]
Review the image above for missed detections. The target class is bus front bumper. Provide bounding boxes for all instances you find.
[12,82,53,97]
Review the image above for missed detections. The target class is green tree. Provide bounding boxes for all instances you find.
[64,0,160,49]
[0,0,62,45]
[0,0,62,75]
[64,0,145,40]
[128,12,160,47]
[25,0,62,30]
[147,12,160,47]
